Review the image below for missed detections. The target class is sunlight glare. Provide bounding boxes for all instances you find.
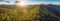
[19,1,26,6]
[16,0,27,6]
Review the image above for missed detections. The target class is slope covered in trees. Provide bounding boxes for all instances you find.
[40,4,60,21]
[0,4,40,21]
[0,4,60,21]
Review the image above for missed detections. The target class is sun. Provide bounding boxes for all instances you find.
[18,1,26,6]
[15,0,27,6]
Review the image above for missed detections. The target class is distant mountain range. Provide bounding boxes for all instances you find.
[39,4,60,21]
[40,4,60,16]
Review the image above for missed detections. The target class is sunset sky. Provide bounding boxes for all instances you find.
[0,0,60,5]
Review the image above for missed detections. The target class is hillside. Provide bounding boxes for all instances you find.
[40,4,60,21]
[0,4,40,21]
[0,4,60,21]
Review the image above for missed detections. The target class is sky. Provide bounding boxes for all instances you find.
[0,0,60,5]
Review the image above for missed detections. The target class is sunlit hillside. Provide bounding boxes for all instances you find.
[0,4,40,21]
[0,4,60,21]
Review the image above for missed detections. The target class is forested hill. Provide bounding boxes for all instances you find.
[0,4,60,21]
[40,4,60,21]
[40,4,60,16]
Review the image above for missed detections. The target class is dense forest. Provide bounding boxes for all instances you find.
[0,4,60,21]
[0,4,40,21]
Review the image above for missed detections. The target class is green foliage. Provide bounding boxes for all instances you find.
[0,8,19,21]
[0,5,40,21]
[1,4,60,21]
[40,6,60,21]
